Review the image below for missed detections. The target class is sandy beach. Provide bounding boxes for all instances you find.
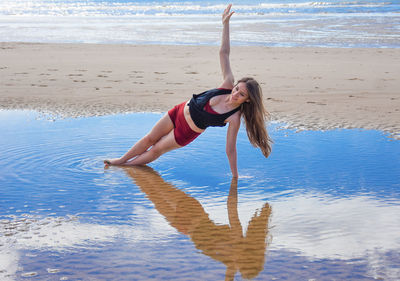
[1,42,399,138]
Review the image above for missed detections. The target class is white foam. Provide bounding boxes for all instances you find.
[0,1,399,47]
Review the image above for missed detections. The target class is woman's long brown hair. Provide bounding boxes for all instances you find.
[238,77,273,158]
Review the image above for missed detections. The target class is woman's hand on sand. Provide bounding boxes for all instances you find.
[222,4,234,25]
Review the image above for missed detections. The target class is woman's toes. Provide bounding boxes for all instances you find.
[104,158,125,165]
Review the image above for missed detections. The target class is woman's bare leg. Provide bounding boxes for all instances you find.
[104,113,175,165]
[122,130,181,166]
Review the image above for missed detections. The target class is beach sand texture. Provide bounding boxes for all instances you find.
[1,42,399,138]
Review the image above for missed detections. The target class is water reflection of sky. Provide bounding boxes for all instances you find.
[1,110,399,280]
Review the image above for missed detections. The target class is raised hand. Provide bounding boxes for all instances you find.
[222,4,235,25]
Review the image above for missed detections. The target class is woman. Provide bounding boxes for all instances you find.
[104,4,272,177]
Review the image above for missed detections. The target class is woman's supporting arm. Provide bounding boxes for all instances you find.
[226,114,240,178]
[219,4,235,89]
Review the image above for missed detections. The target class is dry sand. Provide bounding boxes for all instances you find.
[1,42,399,139]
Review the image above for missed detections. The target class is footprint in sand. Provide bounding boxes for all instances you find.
[0,46,14,50]
[307,101,326,105]
[167,82,183,85]
[31,84,48,87]
[267,97,283,102]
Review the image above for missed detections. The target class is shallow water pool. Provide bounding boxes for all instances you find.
[1,110,399,280]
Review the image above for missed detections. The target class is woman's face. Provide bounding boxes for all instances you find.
[230,82,250,105]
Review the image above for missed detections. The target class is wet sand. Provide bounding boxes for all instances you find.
[1,42,399,138]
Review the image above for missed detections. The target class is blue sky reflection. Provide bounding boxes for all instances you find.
[1,110,399,280]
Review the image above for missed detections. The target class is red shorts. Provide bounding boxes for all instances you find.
[168,101,201,147]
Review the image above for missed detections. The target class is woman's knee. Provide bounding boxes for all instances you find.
[151,135,177,156]
[143,133,159,146]
[149,142,165,157]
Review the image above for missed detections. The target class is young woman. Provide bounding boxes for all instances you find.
[104,4,272,177]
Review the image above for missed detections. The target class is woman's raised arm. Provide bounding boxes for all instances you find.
[219,4,235,89]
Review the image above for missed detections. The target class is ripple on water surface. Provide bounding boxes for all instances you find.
[1,110,399,281]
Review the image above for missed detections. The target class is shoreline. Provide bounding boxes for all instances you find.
[1,42,399,139]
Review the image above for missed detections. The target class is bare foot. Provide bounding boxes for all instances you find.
[104,158,125,166]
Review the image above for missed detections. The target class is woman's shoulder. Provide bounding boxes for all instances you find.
[226,110,241,125]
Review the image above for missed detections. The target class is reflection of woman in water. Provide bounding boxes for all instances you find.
[105,4,272,178]
[124,166,272,280]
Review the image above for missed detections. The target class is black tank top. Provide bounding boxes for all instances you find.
[188,88,241,129]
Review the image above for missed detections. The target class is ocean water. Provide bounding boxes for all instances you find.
[1,110,399,280]
[0,0,399,47]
